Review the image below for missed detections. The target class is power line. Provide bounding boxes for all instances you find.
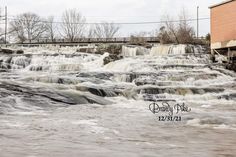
[7,17,210,25]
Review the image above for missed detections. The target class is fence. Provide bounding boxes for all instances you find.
[20,37,160,44]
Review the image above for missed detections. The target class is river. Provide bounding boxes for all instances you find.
[0,45,236,157]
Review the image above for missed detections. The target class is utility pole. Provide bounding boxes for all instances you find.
[197,6,199,39]
[5,6,7,44]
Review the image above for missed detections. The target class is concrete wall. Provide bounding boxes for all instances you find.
[210,0,236,49]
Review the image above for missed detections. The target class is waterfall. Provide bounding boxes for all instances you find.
[10,56,31,69]
[122,46,150,57]
[150,44,203,56]
[26,55,86,72]
[150,45,172,56]
[122,46,137,57]
[0,52,108,72]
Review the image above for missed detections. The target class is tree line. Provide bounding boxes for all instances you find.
[157,9,196,44]
[1,8,207,44]
[7,9,120,43]
[131,8,208,45]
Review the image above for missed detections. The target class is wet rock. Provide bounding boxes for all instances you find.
[0,69,8,72]
[218,93,236,100]
[138,87,225,95]
[16,50,24,54]
[226,63,236,72]
[153,64,205,70]
[96,44,122,55]
[0,57,12,69]
[76,85,118,97]
[77,72,114,80]
[0,81,112,105]
[0,48,24,54]
[0,48,14,54]
[29,65,43,71]
[103,54,123,65]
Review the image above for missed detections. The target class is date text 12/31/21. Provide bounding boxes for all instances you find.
[149,102,191,122]
[158,116,182,122]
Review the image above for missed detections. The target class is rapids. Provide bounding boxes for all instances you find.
[0,45,236,157]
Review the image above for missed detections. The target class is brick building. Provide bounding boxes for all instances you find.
[209,0,236,61]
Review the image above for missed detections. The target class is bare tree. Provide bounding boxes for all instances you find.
[45,16,57,41]
[163,15,179,44]
[158,26,171,44]
[87,26,94,38]
[10,13,47,43]
[61,9,86,41]
[158,9,195,44]
[176,8,195,44]
[91,22,120,38]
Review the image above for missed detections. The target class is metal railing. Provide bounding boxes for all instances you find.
[20,37,160,44]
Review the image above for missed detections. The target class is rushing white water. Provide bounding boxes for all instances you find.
[122,45,150,57]
[0,45,236,157]
[150,44,204,56]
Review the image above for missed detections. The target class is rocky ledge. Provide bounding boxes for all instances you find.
[103,54,123,65]
[0,48,24,55]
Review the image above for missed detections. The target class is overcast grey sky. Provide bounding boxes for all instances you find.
[1,0,222,36]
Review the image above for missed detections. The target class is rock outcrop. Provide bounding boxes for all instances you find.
[226,62,236,72]
[103,54,123,65]
[96,44,122,55]
[0,48,24,54]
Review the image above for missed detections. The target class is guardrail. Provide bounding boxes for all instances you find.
[13,37,160,44]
